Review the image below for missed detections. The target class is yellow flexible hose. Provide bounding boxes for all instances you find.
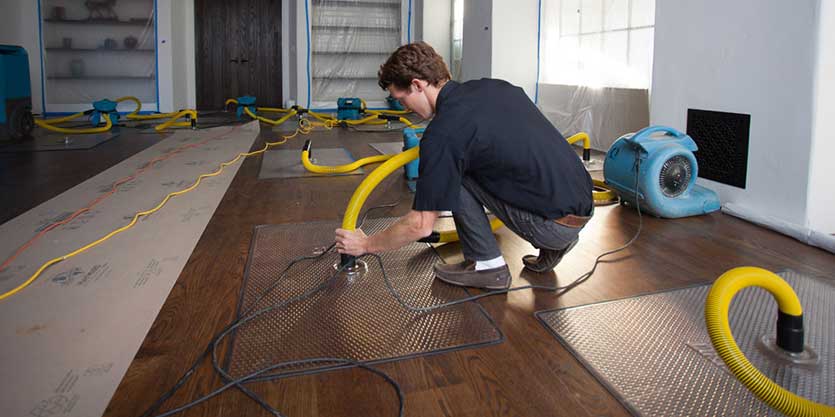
[154,110,198,132]
[34,113,113,134]
[244,106,297,126]
[592,179,618,204]
[705,266,834,417]
[257,106,291,113]
[341,146,503,243]
[301,143,393,174]
[0,124,311,301]
[225,98,239,107]
[566,132,590,150]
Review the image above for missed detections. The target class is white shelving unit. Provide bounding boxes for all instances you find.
[38,0,158,114]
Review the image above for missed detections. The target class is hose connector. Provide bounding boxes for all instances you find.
[776,311,804,353]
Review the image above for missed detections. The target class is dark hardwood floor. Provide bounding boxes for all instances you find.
[3,121,833,417]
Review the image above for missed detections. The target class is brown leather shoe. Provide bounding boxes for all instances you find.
[433,260,511,290]
[522,238,578,273]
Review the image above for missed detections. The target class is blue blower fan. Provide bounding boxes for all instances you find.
[603,125,720,218]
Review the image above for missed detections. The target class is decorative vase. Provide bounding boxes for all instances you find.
[70,59,85,78]
[123,36,138,50]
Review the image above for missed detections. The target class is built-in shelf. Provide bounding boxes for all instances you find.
[312,25,399,33]
[312,50,391,55]
[312,0,400,8]
[46,48,154,53]
[44,18,153,26]
[48,75,154,81]
[313,76,378,80]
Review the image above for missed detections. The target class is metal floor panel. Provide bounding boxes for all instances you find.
[536,270,834,417]
[225,218,503,380]
[257,148,364,179]
[369,141,403,156]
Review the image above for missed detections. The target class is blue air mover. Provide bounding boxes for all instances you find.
[386,95,405,111]
[337,98,363,120]
[603,125,720,218]
[402,127,424,180]
[235,96,257,120]
[0,45,34,141]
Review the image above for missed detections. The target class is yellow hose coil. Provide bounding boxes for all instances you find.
[301,141,393,174]
[154,110,198,132]
[592,179,618,204]
[34,112,113,134]
[705,266,835,417]
[341,146,503,243]
[244,106,297,126]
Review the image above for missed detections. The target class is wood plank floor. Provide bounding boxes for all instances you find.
[3,121,834,417]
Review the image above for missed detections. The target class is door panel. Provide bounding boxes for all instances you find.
[195,0,282,110]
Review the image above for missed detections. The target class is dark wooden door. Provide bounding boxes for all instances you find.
[195,0,282,110]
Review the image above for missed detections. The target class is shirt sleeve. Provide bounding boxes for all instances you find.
[412,134,463,212]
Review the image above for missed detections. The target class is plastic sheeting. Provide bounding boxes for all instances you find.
[723,203,835,255]
[537,83,649,151]
[39,0,156,112]
[311,0,402,108]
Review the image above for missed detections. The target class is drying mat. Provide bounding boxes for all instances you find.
[0,121,260,417]
[0,130,120,152]
[224,217,503,380]
[258,148,364,179]
[369,141,404,156]
[535,270,834,417]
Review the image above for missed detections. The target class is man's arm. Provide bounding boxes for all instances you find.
[335,210,440,256]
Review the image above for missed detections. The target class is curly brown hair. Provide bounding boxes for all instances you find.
[378,42,451,91]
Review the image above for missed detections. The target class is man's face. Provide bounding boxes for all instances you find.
[388,80,432,119]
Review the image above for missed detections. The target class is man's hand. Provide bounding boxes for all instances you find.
[334,228,369,256]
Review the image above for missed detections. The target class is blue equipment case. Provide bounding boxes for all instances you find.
[0,45,34,141]
[603,125,721,218]
[337,98,363,120]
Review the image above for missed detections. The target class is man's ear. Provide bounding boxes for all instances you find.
[411,79,427,92]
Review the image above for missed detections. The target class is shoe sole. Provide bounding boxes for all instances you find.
[434,273,511,290]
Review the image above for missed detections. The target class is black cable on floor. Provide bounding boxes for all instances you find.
[141,201,406,417]
[143,157,643,417]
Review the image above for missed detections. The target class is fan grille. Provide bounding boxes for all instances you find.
[659,155,692,197]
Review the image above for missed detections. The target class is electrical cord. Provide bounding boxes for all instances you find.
[373,157,643,313]
[141,201,406,417]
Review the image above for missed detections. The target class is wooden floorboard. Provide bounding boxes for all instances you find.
[3,122,833,417]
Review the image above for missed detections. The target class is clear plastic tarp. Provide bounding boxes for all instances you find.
[311,0,402,108]
[40,0,156,113]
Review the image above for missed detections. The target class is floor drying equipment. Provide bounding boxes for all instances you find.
[337,98,363,120]
[0,45,34,142]
[603,125,720,218]
[402,127,423,181]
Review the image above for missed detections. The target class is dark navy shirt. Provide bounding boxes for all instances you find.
[413,78,593,220]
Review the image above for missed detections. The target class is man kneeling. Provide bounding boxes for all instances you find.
[335,42,593,290]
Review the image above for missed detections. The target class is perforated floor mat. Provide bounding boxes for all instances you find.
[224,218,503,380]
[536,270,834,416]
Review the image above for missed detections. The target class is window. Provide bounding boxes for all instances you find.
[540,0,655,89]
[450,0,463,81]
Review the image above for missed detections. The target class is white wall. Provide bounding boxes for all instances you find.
[491,0,539,100]
[651,0,819,226]
[422,0,452,66]
[807,0,835,233]
[0,1,44,114]
[460,0,491,82]
[169,0,196,110]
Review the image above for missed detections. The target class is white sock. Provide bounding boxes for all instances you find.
[475,255,506,271]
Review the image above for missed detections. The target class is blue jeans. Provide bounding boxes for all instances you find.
[452,177,588,261]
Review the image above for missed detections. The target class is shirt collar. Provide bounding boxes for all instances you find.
[435,80,459,114]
